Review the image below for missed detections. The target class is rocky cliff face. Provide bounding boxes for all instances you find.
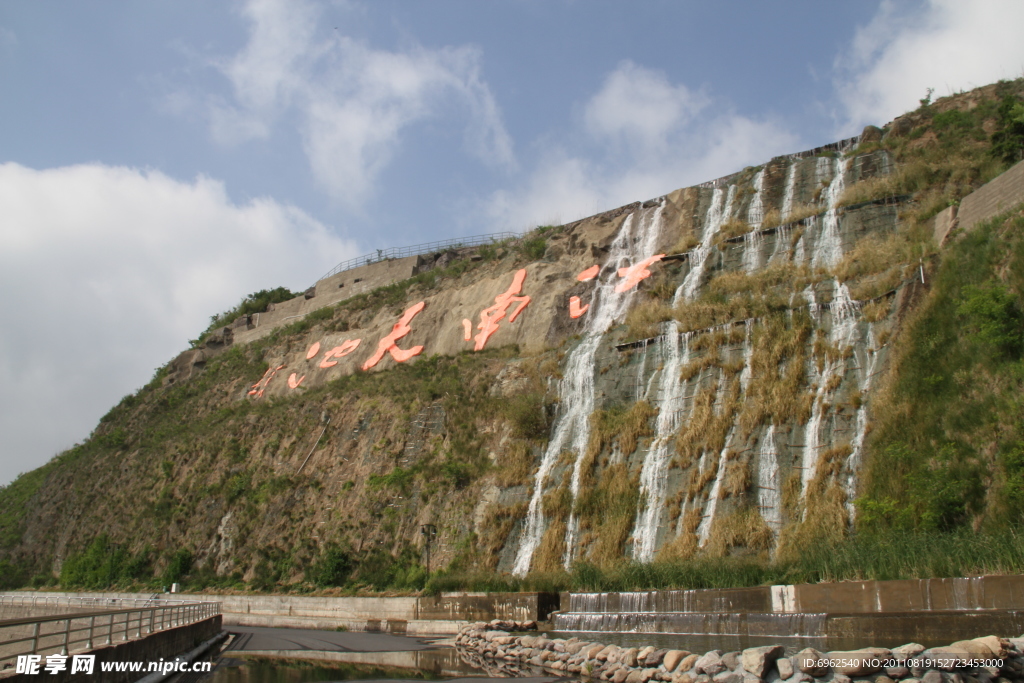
[3,81,1023,589]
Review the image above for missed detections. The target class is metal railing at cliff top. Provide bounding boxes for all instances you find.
[317,231,522,283]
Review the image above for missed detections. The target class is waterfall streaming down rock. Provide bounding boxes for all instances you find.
[800,281,861,509]
[781,161,799,221]
[743,230,763,274]
[739,319,755,393]
[830,281,861,347]
[680,185,735,302]
[748,169,766,229]
[634,339,651,403]
[814,156,833,185]
[769,224,792,265]
[697,427,735,546]
[757,425,782,534]
[811,158,850,269]
[844,323,878,520]
[794,234,806,265]
[565,202,667,565]
[632,328,694,562]
[512,201,666,575]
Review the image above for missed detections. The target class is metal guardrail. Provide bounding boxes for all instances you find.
[0,600,220,666]
[317,232,522,283]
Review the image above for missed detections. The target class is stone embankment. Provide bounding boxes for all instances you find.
[454,621,1024,683]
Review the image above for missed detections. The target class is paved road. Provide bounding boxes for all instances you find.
[224,625,443,653]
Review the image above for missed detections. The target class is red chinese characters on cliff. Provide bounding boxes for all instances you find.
[576,265,599,282]
[615,254,665,293]
[568,256,664,319]
[249,364,285,397]
[466,269,531,351]
[362,301,426,370]
[319,339,361,368]
[569,296,589,319]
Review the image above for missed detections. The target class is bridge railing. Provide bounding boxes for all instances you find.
[0,601,221,667]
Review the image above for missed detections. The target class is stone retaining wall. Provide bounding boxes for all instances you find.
[958,160,1024,232]
[455,620,1024,683]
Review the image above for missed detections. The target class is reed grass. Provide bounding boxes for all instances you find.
[424,527,1024,594]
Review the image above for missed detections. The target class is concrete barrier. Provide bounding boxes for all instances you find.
[2,592,558,635]
[958,158,1024,232]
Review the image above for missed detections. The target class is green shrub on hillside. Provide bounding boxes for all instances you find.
[861,210,1024,531]
[60,535,153,589]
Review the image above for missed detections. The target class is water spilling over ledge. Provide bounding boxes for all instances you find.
[552,576,1024,650]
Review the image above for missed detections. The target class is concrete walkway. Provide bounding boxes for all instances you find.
[225,625,441,653]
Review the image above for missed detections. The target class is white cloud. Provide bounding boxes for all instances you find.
[585,60,708,153]
[835,0,1024,131]
[0,162,357,486]
[483,62,797,232]
[206,0,514,207]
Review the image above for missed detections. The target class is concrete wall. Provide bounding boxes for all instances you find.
[2,591,556,635]
[562,574,1024,615]
[792,574,1024,614]
[959,158,1024,231]
[231,255,421,346]
[930,204,958,245]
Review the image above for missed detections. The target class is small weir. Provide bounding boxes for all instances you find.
[552,576,1024,651]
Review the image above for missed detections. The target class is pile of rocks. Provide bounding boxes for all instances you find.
[454,621,1024,683]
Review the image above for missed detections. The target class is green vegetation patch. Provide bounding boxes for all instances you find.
[861,210,1024,531]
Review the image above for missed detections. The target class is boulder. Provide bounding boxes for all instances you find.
[968,636,1005,657]
[922,671,943,683]
[796,649,829,677]
[712,672,744,683]
[672,674,696,683]
[664,651,692,673]
[742,646,784,678]
[638,647,656,661]
[722,652,741,671]
[612,669,630,683]
[622,648,640,667]
[697,652,726,676]
[776,658,794,680]
[678,654,700,672]
[885,116,913,140]
[646,649,669,667]
[860,125,883,144]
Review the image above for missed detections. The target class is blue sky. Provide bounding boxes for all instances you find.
[2,0,1023,485]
